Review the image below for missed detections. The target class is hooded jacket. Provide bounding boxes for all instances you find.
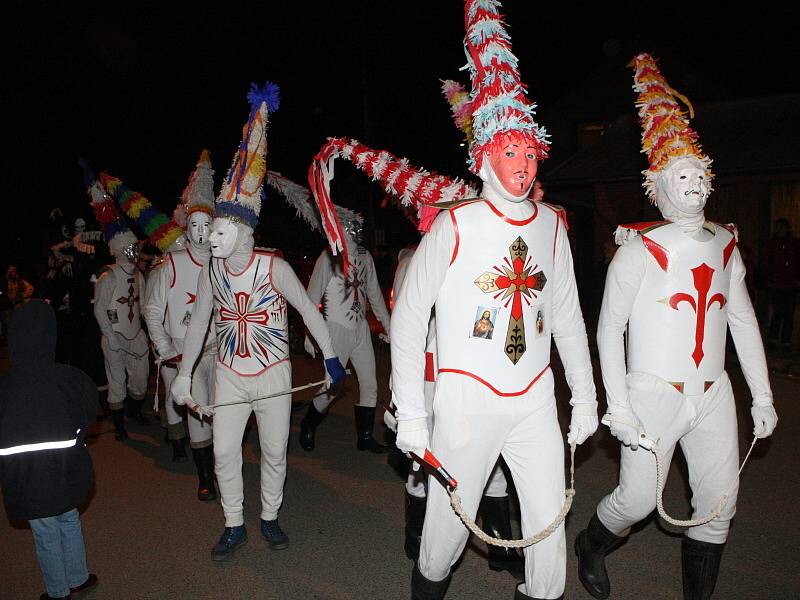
[0,300,96,521]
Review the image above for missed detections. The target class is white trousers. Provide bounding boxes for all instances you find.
[313,321,377,411]
[102,330,149,410]
[597,371,739,544]
[213,361,292,527]
[419,369,566,599]
[406,377,508,499]
[161,341,215,448]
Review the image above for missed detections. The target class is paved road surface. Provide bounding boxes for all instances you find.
[1,345,797,599]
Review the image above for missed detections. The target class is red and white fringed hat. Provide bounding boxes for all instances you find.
[308,137,478,273]
[463,0,549,174]
[632,53,713,201]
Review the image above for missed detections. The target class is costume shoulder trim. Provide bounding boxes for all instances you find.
[614,221,670,246]
[440,197,482,212]
[538,201,569,230]
[714,222,739,242]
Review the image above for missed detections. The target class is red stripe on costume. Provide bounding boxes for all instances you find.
[424,352,435,383]
[438,364,551,397]
[483,200,538,226]
[641,235,670,272]
[450,210,460,265]
[723,235,737,269]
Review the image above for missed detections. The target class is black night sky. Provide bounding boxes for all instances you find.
[5,1,799,265]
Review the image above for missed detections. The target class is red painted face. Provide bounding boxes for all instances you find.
[487,136,539,196]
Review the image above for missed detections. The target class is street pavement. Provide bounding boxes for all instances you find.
[1,343,798,599]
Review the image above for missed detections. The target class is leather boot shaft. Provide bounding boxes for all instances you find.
[682,537,725,600]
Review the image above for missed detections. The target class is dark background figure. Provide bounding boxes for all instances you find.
[0,300,99,599]
[760,218,800,352]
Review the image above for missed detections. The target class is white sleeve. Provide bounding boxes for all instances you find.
[272,257,335,359]
[727,247,773,404]
[390,212,454,422]
[364,251,391,332]
[596,239,648,412]
[142,259,174,358]
[550,219,596,407]
[93,270,116,338]
[177,264,214,377]
[306,251,333,307]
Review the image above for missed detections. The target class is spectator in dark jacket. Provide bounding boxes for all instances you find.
[0,300,99,599]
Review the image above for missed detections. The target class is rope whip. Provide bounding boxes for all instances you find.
[601,415,757,527]
[417,444,577,548]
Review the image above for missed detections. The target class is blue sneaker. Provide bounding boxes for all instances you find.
[211,525,247,561]
[260,519,289,550]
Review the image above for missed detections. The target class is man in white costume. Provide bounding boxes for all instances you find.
[389,3,598,598]
[86,167,149,441]
[390,246,524,580]
[141,151,218,500]
[171,83,346,561]
[300,211,391,453]
[575,54,778,600]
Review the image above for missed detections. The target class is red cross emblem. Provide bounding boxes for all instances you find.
[218,291,270,358]
[662,263,726,367]
[474,237,547,364]
[116,283,139,323]
[344,267,363,316]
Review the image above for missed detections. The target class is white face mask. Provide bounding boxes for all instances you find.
[187,212,212,249]
[209,218,239,258]
[655,157,710,220]
[74,218,86,236]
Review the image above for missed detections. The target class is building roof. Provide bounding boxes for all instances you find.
[546,93,800,184]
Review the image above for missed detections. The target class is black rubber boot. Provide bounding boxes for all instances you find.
[111,409,127,440]
[192,446,217,501]
[405,493,427,560]
[171,437,188,463]
[354,405,388,453]
[411,563,450,600]
[299,403,326,451]
[682,537,725,600]
[127,396,150,425]
[480,495,525,580]
[575,513,624,599]
[513,582,562,599]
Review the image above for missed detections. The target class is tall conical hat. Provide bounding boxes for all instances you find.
[175,149,215,227]
[308,137,478,272]
[101,172,184,253]
[463,0,549,173]
[216,82,280,229]
[631,53,713,200]
[79,158,137,249]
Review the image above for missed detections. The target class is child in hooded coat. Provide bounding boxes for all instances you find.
[0,300,99,599]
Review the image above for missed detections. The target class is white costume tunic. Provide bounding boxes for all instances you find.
[391,198,595,597]
[93,263,149,410]
[182,248,336,527]
[393,251,508,500]
[596,221,773,544]
[143,248,214,448]
[307,246,390,411]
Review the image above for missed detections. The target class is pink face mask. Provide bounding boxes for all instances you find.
[487,138,539,197]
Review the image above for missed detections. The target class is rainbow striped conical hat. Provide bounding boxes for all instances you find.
[631,53,713,201]
[79,158,137,250]
[101,172,184,253]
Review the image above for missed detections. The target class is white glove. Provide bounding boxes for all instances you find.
[157,343,179,362]
[396,417,429,471]
[171,375,192,406]
[603,408,644,450]
[378,332,390,344]
[751,398,778,439]
[568,414,598,445]
[383,408,398,433]
[303,335,316,358]
[104,333,122,353]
